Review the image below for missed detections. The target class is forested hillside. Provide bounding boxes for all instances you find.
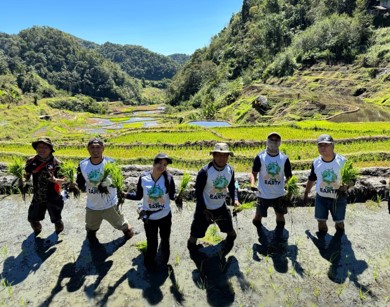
[0,26,186,105]
[167,0,390,123]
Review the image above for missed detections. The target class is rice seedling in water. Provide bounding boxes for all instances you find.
[7,156,27,200]
[135,241,148,253]
[59,161,80,198]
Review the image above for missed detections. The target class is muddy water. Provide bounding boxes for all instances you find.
[0,194,389,306]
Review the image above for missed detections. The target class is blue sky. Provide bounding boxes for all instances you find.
[0,0,242,55]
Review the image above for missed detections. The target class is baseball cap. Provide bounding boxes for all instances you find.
[317,134,334,144]
[88,138,104,147]
[154,153,172,164]
[267,132,281,140]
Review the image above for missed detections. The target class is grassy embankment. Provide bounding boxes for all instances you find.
[1,101,390,172]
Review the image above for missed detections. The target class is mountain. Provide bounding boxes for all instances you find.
[166,0,390,122]
[0,26,183,104]
[97,43,180,81]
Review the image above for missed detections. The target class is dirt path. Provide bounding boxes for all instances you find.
[0,194,389,306]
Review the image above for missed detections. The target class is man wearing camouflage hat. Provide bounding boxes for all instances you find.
[25,137,66,236]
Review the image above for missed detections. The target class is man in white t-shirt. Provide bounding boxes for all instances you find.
[75,138,134,246]
[304,134,354,236]
[187,143,240,269]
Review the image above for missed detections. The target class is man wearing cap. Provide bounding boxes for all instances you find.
[187,143,240,266]
[125,153,181,270]
[25,137,66,235]
[75,138,134,245]
[303,134,353,235]
[250,132,292,239]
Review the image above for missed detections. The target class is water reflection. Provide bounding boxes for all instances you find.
[189,121,231,127]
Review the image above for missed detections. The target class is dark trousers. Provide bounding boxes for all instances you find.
[144,212,172,265]
[28,199,64,224]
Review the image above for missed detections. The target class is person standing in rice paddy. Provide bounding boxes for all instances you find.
[303,134,354,235]
[125,153,182,270]
[250,132,292,239]
[187,143,240,266]
[25,137,66,236]
[75,138,134,246]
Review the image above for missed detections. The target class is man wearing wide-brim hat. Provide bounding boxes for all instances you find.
[25,137,66,236]
[187,142,240,269]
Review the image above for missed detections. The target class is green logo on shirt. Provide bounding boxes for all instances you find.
[322,169,337,184]
[266,162,280,177]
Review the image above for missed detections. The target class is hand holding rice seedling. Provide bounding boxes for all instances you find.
[176,172,191,209]
[100,163,125,205]
[340,160,359,188]
[7,156,28,201]
[285,176,300,201]
[59,161,80,198]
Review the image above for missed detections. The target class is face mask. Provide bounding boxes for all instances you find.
[266,139,280,154]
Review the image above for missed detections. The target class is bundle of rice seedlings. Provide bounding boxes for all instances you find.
[99,163,125,205]
[177,173,191,199]
[7,156,27,200]
[285,176,300,201]
[59,161,80,198]
[234,201,256,213]
[135,241,148,253]
[340,160,359,186]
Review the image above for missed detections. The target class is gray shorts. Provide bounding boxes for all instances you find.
[85,206,129,231]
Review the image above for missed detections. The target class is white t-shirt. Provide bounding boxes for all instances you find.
[254,150,289,199]
[138,172,171,220]
[202,164,234,210]
[309,153,347,199]
[79,157,118,210]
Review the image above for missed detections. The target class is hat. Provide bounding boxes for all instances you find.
[267,132,281,140]
[210,143,234,157]
[154,153,172,164]
[88,138,104,147]
[32,137,55,152]
[317,134,334,144]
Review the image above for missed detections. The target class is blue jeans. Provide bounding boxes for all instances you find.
[315,194,347,223]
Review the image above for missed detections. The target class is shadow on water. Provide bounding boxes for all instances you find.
[40,236,127,307]
[0,232,59,286]
[189,243,251,307]
[305,230,374,297]
[252,226,304,276]
[99,253,184,306]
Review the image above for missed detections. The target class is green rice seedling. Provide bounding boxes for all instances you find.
[0,245,7,258]
[340,160,359,186]
[7,156,27,200]
[59,161,80,198]
[100,163,125,205]
[177,172,191,199]
[234,201,256,213]
[135,241,148,253]
[313,287,320,299]
[201,225,223,245]
[358,287,368,302]
[285,175,300,202]
[175,254,180,266]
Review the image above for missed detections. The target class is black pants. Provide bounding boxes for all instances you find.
[144,212,172,265]
[28,198,64,224]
